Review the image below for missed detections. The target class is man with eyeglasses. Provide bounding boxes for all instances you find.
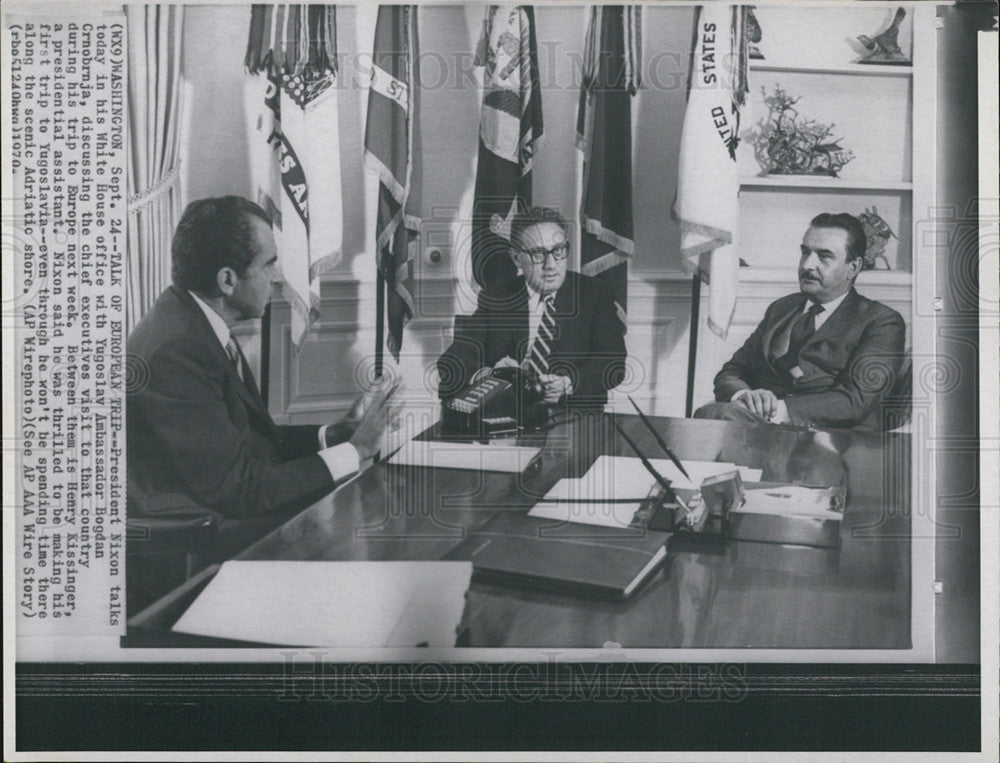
[438,206,627,409]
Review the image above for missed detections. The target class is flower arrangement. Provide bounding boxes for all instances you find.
[753,85,855,177]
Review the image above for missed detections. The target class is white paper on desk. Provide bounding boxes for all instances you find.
[736,487,844,520]
[387,439,540,473]
[529,475,649,528]
[581,455,762,491]
[171,561,473,647]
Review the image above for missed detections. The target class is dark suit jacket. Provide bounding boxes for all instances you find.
[438,271,628,409]
[714,288,906,429]
[127,286,339,520]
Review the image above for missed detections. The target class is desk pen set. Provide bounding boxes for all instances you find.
[628,469,741,547]
[614,408,740,547]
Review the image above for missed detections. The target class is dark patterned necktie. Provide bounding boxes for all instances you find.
[776,302,824,371]
[227,332,272,426]
[526,293,556,376]
[789,302,824,356]
[226,334,244,381]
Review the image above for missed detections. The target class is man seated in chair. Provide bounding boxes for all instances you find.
[127,196,398,560]
[438,206,627,410]
[695,213,905,430]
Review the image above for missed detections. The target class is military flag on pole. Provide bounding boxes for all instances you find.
[365,5,421,362]
[471,5,544,290]
[577,5,641,325]
[672,4,750,339]
[245,4,343,350]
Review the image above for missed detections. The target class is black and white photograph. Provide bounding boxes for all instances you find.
[4,0,997,756]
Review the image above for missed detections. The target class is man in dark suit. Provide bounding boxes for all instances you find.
[695,213,905,430]
[127,197,396,554]
[438,206,627,410]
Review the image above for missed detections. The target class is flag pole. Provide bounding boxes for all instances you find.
[375,269,385,379]
[685,275,700,418]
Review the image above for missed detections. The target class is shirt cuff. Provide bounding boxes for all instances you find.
[772,399,790,424]
[317,442,360,484]
[318,425,329,449]
[730,389,750,403]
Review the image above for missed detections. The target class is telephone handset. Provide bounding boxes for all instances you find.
[442,365,549,437]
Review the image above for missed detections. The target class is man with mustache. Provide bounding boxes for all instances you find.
[695,213,906,430]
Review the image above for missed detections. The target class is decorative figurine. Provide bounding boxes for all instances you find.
[753,85,856,177]
[747,7,764,60]
[858,206,898,270]
[856,7,910,65]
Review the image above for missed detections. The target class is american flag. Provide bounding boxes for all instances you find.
[364,5,421,362]
[673,4,751,340]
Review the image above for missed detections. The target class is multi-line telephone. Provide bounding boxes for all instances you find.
[441,366,549,437]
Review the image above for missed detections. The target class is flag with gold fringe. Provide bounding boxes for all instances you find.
[364,5,421,361]
[672,4,750,339]
[577,5,641,326]
[471,5,544,290]
[245,4,343,350]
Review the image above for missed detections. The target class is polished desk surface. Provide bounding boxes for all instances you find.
[202,413,910,650]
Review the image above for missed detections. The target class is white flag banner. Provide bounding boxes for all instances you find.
[673,4,748,340]
[246,69,343,349]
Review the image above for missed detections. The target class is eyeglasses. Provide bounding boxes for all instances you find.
[519,242,569,264]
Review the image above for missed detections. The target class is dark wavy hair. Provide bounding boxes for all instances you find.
[171,196,272,296]
[810,212,866,265]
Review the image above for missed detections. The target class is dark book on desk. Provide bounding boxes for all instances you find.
[445,510,670,599]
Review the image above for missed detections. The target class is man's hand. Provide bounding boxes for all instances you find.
[493,356,520,371]
[537,373,573,404]
[349,381,401,462]
[342,388,377,430]
[325,378,393,446]
[735,388,780,419]
[770,399,790,424]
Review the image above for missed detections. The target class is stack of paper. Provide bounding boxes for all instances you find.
[387,439,541,473]
[737,486,845,519]
[529,469,652,528]
[172,561,473,646]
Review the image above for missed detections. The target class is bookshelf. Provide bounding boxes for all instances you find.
[749,62,913,78]
[734,4,935,276]
[692,4,935,409]
[739,176,914,192]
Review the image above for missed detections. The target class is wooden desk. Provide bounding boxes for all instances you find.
[128,414,911,649]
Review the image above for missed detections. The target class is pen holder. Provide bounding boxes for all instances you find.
[669,470,744,547]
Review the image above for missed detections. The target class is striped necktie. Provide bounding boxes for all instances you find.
[526,293,556,376]
[226,334,244,381]
[226,331,276,435]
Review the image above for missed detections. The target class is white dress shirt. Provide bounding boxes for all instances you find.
[188,291,359,482]
[809,290,848,331]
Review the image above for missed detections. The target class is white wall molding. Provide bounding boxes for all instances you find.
[266,269,914,423]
